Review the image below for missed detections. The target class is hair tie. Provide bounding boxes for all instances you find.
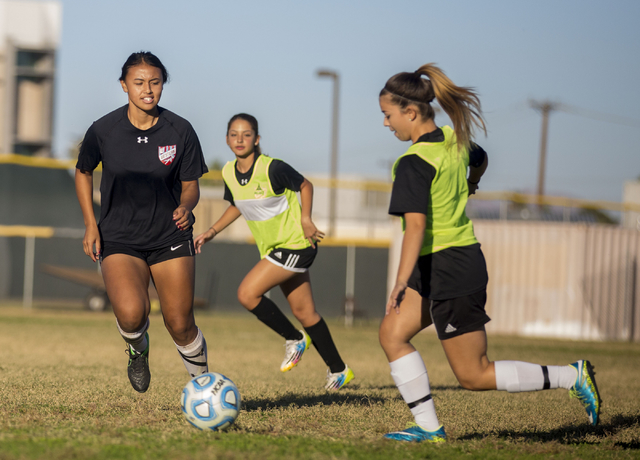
[390,91,432,106]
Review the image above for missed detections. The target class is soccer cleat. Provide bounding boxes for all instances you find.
[280,330,311,372]
[569,360,601,426]
[325,365,355,390]
[126,332,151,393]
[384,423,446,443]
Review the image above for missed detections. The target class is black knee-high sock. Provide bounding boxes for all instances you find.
[250,296,302,341]
[304,318,345,373]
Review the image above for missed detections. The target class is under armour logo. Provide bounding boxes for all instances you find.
[137,137,148,143]
[240,179,248,185]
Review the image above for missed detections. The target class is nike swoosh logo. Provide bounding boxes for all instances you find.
[171,244,183,251]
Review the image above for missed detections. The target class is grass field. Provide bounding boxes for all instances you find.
[0,304,639,460]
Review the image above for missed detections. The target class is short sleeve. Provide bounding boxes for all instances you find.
[180,124,209,181]
[468,143,486,168]
[388,155,436,216]
[76,124,102,172]
[223,182,235,206]
[269,159,304,194]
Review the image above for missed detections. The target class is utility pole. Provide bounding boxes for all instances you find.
[317,69,340,237]
[530,100,559,203]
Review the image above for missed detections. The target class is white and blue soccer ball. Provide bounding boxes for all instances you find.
[181,372,241,431]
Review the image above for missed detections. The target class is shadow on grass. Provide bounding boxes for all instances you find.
[364,384,463,391]
[457,413,640,448]
[243,392,388,411]
[243,384,465,411]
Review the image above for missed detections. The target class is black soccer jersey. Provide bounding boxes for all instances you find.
[77,105,208,250]
[388,128,488,300]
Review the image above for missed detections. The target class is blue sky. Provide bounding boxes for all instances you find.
[52,0,640,202]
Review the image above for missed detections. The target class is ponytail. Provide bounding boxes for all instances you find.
[380,63,486,150]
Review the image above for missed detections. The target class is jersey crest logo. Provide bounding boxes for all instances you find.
[158,145,177,165]
[254,184,265,199]
[137,137,148,143]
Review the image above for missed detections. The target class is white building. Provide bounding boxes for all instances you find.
[0,0,62,156]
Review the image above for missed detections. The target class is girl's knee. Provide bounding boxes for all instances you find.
[379,322,403,355]
[237,285,259,309]
[453,366,493,391]
[290,303,315,321]
[164,316,196,342]
[456,375,480,390]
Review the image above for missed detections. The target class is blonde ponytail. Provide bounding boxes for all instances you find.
[380,63,486,150]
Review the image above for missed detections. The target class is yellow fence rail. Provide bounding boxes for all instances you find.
[3,153,640,214]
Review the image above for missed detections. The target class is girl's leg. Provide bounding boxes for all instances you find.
[441,329,601,425]
[441,329,576,391]
[150,256,208,378]
[237,259,302,341]
[280,272,351,385]
[101,254,153,392]
[379,288,442,434]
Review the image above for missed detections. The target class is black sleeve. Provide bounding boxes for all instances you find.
[388,155,436,216]
[223,182,235,206]
[180,124,209,181]
[269,159,305,194]
[468,143,486,168]
[76,124,101,172]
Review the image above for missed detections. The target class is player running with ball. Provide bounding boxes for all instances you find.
[378,63,601,442]
[194,113,354,390]
[76,52,210,393]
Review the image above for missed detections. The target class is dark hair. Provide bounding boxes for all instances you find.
[380,63,485,150]
[119,51,169,83]
[226,113,262,155]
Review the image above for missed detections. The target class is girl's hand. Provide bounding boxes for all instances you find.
[386,281,407,315]
[302,217,324,248]
[467,179,479,196]
[194,228,217,254]
[83,225,101,262]
[173,206,193,231]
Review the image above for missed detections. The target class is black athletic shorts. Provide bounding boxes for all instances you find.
[100,239,194,266]
[265,245,317,273]
[429,290,490,340]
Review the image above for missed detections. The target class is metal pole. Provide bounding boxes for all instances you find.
[530,100,558,205]
[23,235,35,309]
[317,69,340,237]
[345,245,356,327]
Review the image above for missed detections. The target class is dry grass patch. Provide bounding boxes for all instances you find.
[0,305,638,459]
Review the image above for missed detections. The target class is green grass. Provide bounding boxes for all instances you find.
[0,304,639,459]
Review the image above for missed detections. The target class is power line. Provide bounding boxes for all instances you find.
[557,103,640,128]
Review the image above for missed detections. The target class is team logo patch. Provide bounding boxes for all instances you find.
[158,145,177,165]
[254,184,265,199]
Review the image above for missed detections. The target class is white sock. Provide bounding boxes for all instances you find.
[389,351,440,431]
[549,365,579,390]
[175,328,208,378]
[116,319,149,354]
[495,361,578,392]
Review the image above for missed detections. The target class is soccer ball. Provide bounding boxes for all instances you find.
[181,372,241,431]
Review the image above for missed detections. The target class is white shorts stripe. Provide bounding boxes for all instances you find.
[265,254,307,273]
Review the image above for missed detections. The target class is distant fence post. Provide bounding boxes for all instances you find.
[23,235,35,309]
[345,245,356,327]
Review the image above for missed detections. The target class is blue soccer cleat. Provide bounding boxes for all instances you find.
[384,423,446,443]
[280,330,311,372]
[569,360,601,426]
